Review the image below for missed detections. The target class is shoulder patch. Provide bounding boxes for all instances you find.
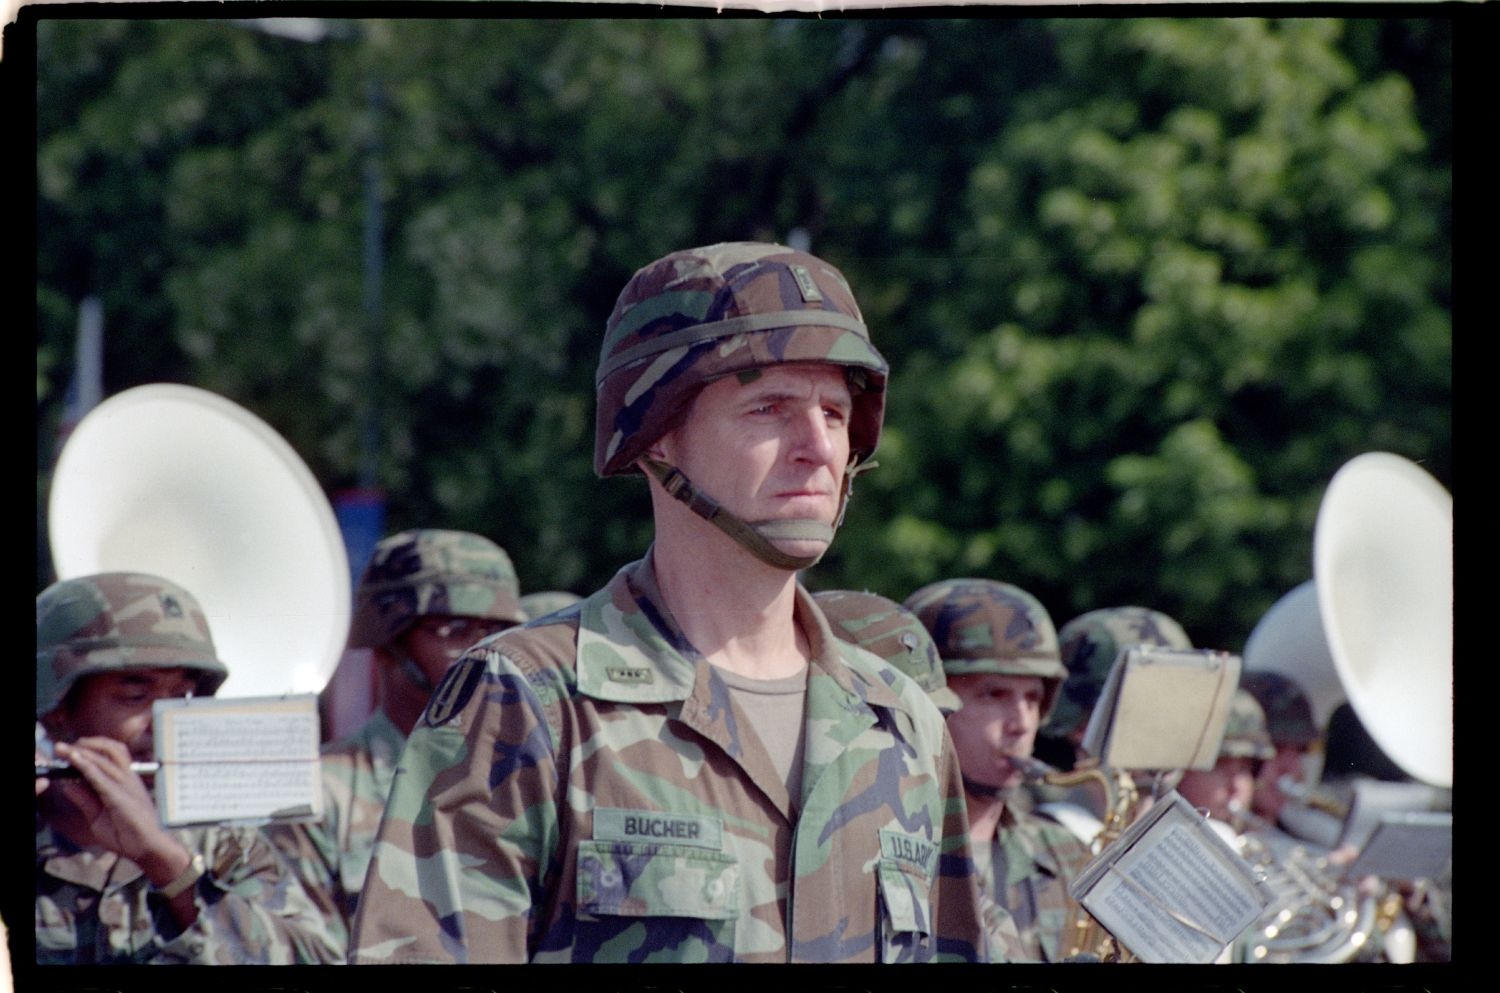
[424,654,485,727]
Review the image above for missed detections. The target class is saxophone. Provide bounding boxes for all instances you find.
[1025,757,1140,962]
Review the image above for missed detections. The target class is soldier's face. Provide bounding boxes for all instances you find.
[945,673,1045,789]
[1178,756,1255,822]
[47,667,197,762]
[402,615,513,687]
[658,363,852,557]
[1252,743,1307,820]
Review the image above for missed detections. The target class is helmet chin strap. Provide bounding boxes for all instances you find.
[391,646,435,694]
[638,455,876,571]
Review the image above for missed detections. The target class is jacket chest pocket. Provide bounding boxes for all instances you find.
[877,856,935,962]
[574,840,741,962]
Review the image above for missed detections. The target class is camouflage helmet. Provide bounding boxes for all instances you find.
[1048,606,1193,738]
[596,242,888,477]
[594,243,889,570]
[348,529,525,650]
[815,589,963,714]
[1218,688,1277,761]
[1240,671,1319,749]
[902,579,1068,718]
[519,589,583,622]
[37,572,229,718]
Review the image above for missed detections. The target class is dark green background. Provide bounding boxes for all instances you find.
[35,14,1452,653]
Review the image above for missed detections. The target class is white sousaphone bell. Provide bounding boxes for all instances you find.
[48,383,350,700]
[1244,452,1452,790]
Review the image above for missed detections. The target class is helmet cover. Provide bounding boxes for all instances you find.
[37,572,228,717]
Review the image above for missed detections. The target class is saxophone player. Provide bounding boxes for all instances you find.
[904,579,1096,963]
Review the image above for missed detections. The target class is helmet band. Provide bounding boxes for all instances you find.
[597,309,869,386]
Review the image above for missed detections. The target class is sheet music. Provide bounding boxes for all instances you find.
[1072,791,1272,964]
[1080,647,1240,771]
[153,694,321,826]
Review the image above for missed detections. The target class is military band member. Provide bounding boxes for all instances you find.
[350,242,988,963]
[1239,671,1322,831]
[1037,605,1195,774]
[35,573,343,964]
[905,579,1096,963]
[266,529,525,952]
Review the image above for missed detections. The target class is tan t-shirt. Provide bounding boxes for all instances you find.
[712,663,810,804]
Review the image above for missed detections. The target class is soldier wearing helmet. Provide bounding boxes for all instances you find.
[815,589,962,714]
[352,243,987,963]
[1240,671,1321,829]
[35,572,342,964]
[1035,606,1195,772]
[267,529,524,949]
[1177,688,1277,832]
[903,578,1095,963]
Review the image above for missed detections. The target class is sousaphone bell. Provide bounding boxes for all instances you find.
[47,383,351,701]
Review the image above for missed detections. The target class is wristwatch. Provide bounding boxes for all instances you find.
[158,853,206,900]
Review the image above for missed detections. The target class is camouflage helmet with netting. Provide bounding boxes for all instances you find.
[1240,671,1319,749]
[37,572,229,718]
[1047,606,1194,738]
[815,589,962,714]
[348,529,525,650]
[1219,688,1277,760]
[902,578,1068,718]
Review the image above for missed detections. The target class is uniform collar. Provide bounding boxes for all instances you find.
[575,552,908,714]
[575,554,700,703]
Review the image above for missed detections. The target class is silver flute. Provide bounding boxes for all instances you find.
[35,758,161,778]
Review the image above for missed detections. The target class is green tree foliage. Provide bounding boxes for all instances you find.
[36,16,1450,650]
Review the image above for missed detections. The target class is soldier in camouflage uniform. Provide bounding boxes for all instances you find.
[1177,688,1277,833]
[903,578,1098,963]
[817,589,1027,964]
[266,529,525,954]
[1035,606,1195,773]
[1239,671,1321,829]
[519,589,584,621]
[34,573,343,964]
[814,589,961,714]
[351,242,988,963]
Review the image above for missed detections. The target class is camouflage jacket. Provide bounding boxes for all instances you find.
[265,707,407,958]
[978,788,1095,963]
[351,556,988,963]
[35,819,344,964]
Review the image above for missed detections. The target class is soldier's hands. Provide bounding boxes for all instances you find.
[51,737,191,879]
